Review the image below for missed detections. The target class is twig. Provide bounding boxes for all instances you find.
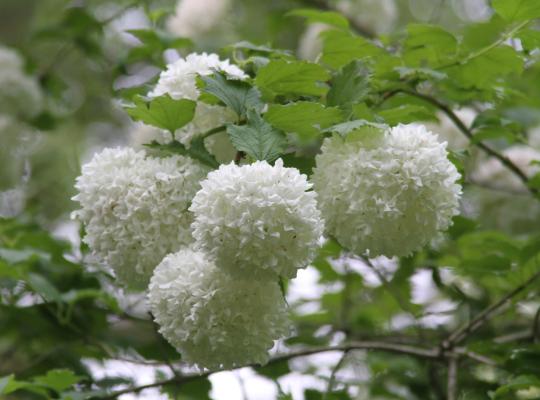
[97,341,440,399]
[533,306,540,344]
[453,348,498,367]
[324,350,349,400]
[360,256,425,339]
[447,356,458,400]
[444,270,540,346]
[494,329,533,344]
[382,89,536,196]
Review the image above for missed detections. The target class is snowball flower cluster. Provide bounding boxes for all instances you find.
[72,148,208,289]
[149,53,247,146]
[148,248,291,369]
[0,46,42,118]
[166,0,231,38]
[313,123,461,257]
[190,159,324,279]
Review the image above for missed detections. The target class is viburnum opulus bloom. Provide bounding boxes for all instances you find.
[149,52,247,147]
[313,123,461,257]
[72,147,208,289]
[189,159,324,279]
[148,248,291,370]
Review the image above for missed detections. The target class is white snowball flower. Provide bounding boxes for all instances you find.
[313,124,461,257]
[148,248,291,370]
[471,146,540,191]
[72,147,209,289]
[337,0,398,35]
[149,53,247,146]
[0,69,43,118]
[166,0,231,38]
[190,159,324,279]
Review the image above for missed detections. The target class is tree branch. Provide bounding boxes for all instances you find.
[98,341,440,399]
[381,88,536,196]
[444,270,540,346]
[447,356,458,400]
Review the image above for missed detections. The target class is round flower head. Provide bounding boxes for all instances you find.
[313,124,461,257]
[72,147,209,289]
[148,248,291,370]
[149,53,247,146]
[190,159,324,279]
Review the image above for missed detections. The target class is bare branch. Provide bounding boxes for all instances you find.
[97,341,440,399]
[447,356,459,400]
[445,270,540,346]
[324,350,350,400]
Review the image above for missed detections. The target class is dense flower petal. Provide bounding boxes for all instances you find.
[72,147,208,289]
[148,248,291,369]
[313,123,462,257]
[190,159,324,279]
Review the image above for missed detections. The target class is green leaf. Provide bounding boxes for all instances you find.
[27,272,62,303]
[493,375,540,399]
[518,29,540,51]
[449,46,523,89]
[320,30,384,69]
[492,0,540,21]
[264,102,343,142]
[323,119,387,141]
[145,139,218,168]
[198,73,262,118]
[227,110,286,162]
[378,104,436,125]
[286,8,349,29]
[125,95,196,134]
[403,24,458,67]
[34,369,81,392]
[127,29,191,49]
[327,60,370,112]
[255,60,330,99]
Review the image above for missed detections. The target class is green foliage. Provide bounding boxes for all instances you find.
[198,72,263,118]
[254,59,330,99]
[227,109,286,161]
[3,0,540,399]
[125,94,196,134]
[264,102,343,141]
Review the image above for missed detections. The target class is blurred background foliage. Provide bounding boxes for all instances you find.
[1,0,540,399]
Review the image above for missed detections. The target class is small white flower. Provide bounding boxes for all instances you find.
[149,53,247,146]
[313,123,462,257]
[72,147,209,289]
[148,248,291,370]
[190,159,324,279]
[166,0,231,38]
